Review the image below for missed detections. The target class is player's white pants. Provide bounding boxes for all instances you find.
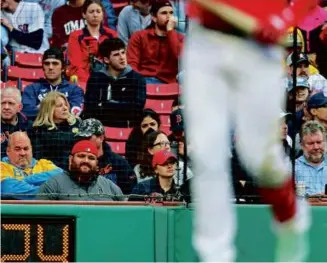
[182,23,289,262]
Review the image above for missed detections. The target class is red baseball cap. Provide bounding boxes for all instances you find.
[152,150,177,168]
[71,140,98,156]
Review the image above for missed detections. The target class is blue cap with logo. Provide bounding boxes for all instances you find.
[307,92,327,110]
[170,109,184,133]
[286,52,309,67]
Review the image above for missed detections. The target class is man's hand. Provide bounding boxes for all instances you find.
[166,16,177,31]
[0,18,13,32]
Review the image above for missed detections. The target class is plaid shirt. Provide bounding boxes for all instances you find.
[295,155,327,196]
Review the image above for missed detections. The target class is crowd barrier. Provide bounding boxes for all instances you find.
[1,201,326,262]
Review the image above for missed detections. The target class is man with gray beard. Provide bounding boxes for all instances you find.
[295,120,327,196]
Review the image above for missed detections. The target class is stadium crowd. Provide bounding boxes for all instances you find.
[1,0,327,201]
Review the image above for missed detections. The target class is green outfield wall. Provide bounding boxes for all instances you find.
[1,204,326,262]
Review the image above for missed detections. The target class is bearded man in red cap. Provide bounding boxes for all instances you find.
[37,140,124,201]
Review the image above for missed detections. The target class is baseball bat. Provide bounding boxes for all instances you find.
[191,0,288,45]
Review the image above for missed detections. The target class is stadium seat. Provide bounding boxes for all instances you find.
[146,83,180,98]
[0,80,17,89]
[0,79,32,91]
[111,0,129,14]
[13,52,43,68]
[144,99,174,114]
[105,127,132,141]
[19,80,33,91]
[160,114,171,126]
[4,66,44,81]
[107,141,126,155]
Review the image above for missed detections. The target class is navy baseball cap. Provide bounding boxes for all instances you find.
[286,52,309,67]
[170,109,184,134]
[307,92,327,110]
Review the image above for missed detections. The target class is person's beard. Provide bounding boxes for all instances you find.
[69,162,98,184]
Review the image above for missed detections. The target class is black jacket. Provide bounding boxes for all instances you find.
[83,65,146,127]
[28,119,81,170]
[98,142,137,194]
[1,113,30,158]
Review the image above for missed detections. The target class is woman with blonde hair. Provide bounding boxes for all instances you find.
[29,91,81,170]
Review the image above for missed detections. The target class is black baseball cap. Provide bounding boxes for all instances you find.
[43,47,65,65]
[150,0,172,15]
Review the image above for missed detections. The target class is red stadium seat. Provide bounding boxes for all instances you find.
[14,52,43,68]
[107,141,126,155]
[160,114,171,126]
[6,66,44,81]
[105,127,132,141]
[0,80,17,89]
[146,83,180,97]
[111,0,128,14]
[144,99,174,114]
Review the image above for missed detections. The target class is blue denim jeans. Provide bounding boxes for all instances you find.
[145,77,166,84]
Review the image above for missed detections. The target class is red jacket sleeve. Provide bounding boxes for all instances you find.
[167,30,184,58]
[67,31,89,82]
[127,32,141,72]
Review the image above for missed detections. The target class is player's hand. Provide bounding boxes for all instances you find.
[0,18,13,32]
[166,16,177,31]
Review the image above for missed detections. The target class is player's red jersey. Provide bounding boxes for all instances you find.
[188,0,319,32]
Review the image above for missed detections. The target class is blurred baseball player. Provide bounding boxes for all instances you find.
[183,0,319,262]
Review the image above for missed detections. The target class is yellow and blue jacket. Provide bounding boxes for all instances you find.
[1,157,63,200]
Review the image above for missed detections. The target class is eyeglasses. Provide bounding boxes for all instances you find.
[153,141,171,148]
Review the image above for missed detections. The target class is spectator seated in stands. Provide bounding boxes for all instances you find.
[37,140,124,201]
[286,77,312,136]
[67,0,117,83]
[22,48,84,119]
[1,24,10,67]
[280,112,293,160]
[285,52,327,93]
[0,0,49,53]
[295,120,327,196]
[126,108,161,167]
[51,0,116,48]
[127,0,184,84]
[1,131,62,200]
[129,149,186,202]
[1,87,29,158]
[307,92,327,132]
[118,0,186,45]
[134,130,192,186]
[25,0,65,39]
[75,118,137,194]
[118,0,152,45]
[29,91,81,170]
[168,108,190,164]
[83,38,146,127]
